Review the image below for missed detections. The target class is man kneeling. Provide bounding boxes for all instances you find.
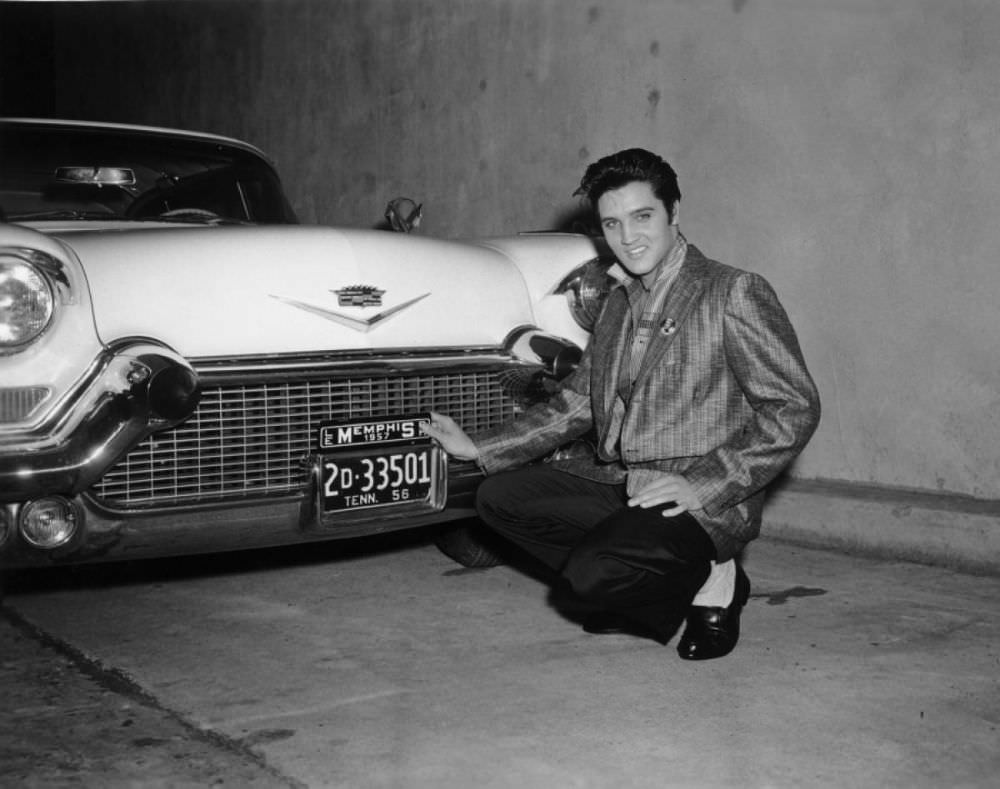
[423,148,820,660]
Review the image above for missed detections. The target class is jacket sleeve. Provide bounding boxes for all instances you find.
[472,345,596,475]
[683,272,821,517]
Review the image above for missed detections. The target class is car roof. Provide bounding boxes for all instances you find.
[0,117,275,165]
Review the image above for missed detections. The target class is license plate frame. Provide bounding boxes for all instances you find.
[316,415,446,514]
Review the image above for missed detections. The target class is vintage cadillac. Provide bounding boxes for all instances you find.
[0,119,613,570]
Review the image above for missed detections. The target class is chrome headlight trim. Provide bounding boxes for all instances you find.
[0,247,74,353]
[18,496,80,550]
[0,255,54,349]
[553,256,616,333]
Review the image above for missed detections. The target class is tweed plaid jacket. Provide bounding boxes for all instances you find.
[473,244,821,561]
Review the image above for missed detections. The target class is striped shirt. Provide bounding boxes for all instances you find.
[618,234,688,400]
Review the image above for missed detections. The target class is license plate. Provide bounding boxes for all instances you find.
[320,444,442,512]
[317,415,445,513]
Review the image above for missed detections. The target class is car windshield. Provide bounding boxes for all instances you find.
[0,122,298,225]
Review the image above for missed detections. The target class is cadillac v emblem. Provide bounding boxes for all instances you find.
[335,285,386,307]
[270,288,431,333]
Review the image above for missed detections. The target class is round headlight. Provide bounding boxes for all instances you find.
[554,257,616,332]
[0,257,55,348]
[19,497,80,549]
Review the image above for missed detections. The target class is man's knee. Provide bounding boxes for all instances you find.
[474,472,505,515]
[474,471,527,525]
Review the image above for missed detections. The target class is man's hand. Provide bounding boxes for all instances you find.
[420,411,480,461]
[628,472,703,517]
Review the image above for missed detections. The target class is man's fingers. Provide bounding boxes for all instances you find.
[629,485,680,508]
[420,422,450,445]
[424,412,450,429]
[627,494,688,515]
[630,495,682,510]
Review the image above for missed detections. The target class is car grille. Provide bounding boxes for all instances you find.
[89,366,524,509]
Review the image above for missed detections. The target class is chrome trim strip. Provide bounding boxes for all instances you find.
[190,346,510,375]
[270,292,431,333]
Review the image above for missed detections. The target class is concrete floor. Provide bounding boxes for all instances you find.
[1,529,998,788]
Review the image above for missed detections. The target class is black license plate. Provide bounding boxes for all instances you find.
[317,415,445,513]
[320,444,442,512]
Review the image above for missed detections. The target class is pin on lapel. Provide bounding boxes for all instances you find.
[660,318,677,336]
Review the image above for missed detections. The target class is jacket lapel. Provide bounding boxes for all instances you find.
[590,286,631,413]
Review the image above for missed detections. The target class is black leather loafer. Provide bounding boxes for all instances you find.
[676,563,751,661]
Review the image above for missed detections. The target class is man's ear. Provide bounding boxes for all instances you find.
[669,201,680,226]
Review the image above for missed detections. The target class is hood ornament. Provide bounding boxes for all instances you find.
[335,285,386,307]
[270,289,430,333]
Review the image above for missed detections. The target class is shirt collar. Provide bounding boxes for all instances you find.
[611,233,688,298]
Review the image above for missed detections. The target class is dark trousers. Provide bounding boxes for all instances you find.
[476,466,717,643]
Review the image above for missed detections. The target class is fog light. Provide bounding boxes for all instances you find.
[19,497,79,549]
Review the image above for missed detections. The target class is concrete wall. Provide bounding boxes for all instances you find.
[6,0,1000,509]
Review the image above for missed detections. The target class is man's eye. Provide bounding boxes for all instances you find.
[636,213,651,221]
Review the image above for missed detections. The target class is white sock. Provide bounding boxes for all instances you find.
[691,559,736,607]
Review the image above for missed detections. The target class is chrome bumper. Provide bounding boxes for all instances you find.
[0,340,200,502]
[0,472,480,568]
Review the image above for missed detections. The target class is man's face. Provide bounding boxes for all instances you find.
[596,181,679,287]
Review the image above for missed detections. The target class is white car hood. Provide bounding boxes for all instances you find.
[49,224,537,358]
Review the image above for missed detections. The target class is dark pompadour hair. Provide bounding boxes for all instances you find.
[574,148,681,210]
